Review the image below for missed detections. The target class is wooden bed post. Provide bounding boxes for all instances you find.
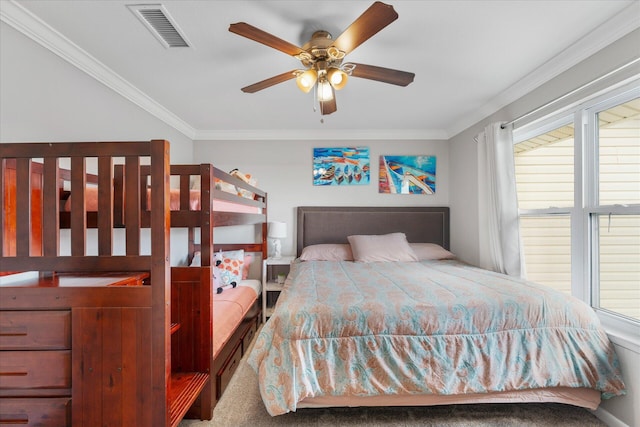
[149,139,172,427]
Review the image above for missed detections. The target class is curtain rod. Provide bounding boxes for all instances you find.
[500,56,640,129]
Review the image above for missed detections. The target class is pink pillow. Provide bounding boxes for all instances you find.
[299,244,354,261]
[410,243,455,260]
[242,253,253,279]
[347,233,418,262]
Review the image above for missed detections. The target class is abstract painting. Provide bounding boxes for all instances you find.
[313,147,370,186]
[379,155,436,194]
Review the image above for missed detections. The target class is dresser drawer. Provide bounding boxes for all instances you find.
[216,343,241,399]
[0,397,70,427]
[241,320,258,354]
[0,311,71,350]
[0,351,71,389]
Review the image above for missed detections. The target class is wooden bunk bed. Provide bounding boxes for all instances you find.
[138,164,267,417]
[0,140,267,426]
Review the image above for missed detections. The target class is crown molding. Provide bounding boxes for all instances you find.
[446,2,640,138]
[194,128,448,141]
[0,0,197,139]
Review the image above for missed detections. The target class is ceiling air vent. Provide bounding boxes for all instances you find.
[128,4,191,48]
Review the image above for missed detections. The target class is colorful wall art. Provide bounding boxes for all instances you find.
[379,155,436,194]
[313,147,370,186]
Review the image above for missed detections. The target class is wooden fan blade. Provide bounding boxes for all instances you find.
[331,2,398,55]
[319,87,337,115]
[229,22,306,57]
[349,63,415,86]
[241,70,298,93]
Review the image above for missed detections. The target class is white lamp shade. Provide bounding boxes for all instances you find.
[268,221,287,239]
[317,80,334,102]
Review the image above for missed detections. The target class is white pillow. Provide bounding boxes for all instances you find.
[347,233,418,262]
[299,244,354,261]
[410,243,455,260]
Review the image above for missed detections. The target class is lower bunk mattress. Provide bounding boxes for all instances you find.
[214,279,261,358]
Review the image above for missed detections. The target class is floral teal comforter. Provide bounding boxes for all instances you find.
[248,260,626,415]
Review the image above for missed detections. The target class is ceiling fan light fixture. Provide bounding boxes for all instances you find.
[296,68,318,93]
[230,1,415,115]
[327,68,348,90]
[317,79,334,102]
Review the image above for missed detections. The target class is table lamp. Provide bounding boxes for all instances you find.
[268,221,287,259]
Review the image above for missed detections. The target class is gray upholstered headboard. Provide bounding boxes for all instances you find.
[296,206,450,256]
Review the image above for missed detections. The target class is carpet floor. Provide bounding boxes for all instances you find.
[180,353,607,427]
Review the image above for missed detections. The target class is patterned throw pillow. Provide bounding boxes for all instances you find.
[214,250,244,287]
[190,250,253,287]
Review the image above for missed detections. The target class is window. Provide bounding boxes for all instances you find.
[515,120,574,295]
[589,97,640,321]
[514,85,640,326]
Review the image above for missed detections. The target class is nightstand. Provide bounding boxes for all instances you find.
[262,256,295,323]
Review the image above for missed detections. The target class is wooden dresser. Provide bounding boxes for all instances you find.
[0,273,150,426]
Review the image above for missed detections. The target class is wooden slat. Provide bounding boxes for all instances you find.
[125,156,141,256]
[213,243,263,253]
[42,158,60,257]
[70,157,86,256]
[200,164,213,267]
[15,159,30,257]
[97,156,113,255]
[113,164,125,227]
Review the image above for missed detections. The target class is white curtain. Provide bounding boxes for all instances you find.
[476,122,523,277]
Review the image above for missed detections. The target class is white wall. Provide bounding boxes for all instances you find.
[194,139,449,257]
[0,22,193,162]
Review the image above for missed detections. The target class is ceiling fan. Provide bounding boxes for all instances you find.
[229,1,415,115]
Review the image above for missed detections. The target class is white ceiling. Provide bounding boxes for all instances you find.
[1,0,639,140]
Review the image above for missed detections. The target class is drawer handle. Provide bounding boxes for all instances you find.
[0,413,28,424]
[0,368,27,376]
[0,326,27,336]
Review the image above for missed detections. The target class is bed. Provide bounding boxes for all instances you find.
[1,140,266,426]
[139,163,267,417]
[60,159,268,419]
[63,158,267,419]
[248,206,626,416]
